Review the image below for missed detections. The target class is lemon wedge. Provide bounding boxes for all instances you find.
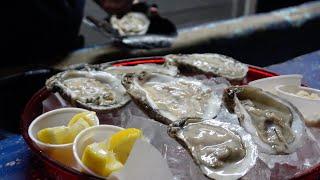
[68,111,96,126]
[81,142,123,176]
[67,118,91,142]
[37,111,96,144]
[37,126,70,144]
[81,128,142,177]
[107,128,142,164]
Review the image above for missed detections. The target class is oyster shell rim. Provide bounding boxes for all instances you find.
[121,72,222,125]
[46,70,131,112]
[223,85,307,155]
[168,118,258,180]
[110,12,150,36]
[164,53,249,81]
[96,62,179,77]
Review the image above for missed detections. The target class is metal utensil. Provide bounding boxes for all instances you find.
[85,15,175,49]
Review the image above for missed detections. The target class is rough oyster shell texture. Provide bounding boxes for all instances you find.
[164,53,248,81]
[122,72,222,125]
[98,63,178,77]
[223,85,306,155]
[42,54,316,179]
[46,70,130,111]
[168,118,258,180]
[110,12,150,36]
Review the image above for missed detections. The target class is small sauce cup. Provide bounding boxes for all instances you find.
[248,74,302,94]
[28,108,99,168]
[275,85,320,126]
[73,125,124,178]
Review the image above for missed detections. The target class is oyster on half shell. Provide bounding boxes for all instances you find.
[168,118,258,180]
[223,85,306,154]
[111,12,150,36]
[122,72,221,125]
[46,70,130,111]
[165,53,248,81]
[99,63,178,77]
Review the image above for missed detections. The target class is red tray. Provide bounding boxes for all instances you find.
[21,57,316,179]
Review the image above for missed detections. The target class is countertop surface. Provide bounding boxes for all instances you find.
[1,50,320,179]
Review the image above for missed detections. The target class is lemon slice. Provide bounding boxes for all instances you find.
[37,111,96,144]
[68,111,96,126]
[67,119,91,142]
[37,126,70,144]
[107,128,142,164]
[82,142,123,176]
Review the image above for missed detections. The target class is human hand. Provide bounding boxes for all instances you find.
[100,0,134,15]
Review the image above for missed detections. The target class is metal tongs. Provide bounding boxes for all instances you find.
[86,16,121,41]
[85,15,175,49]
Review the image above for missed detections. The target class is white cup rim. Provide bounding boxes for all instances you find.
[28,107,99,148]
[276,85,320,102]
[73,125,125,178]
[249,74,302,85]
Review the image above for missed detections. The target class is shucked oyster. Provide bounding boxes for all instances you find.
[223,85,306,154]
[122,72,221,125]
[168,118,258,180]
[46,70,130,111]
[165,53,248,81]
[99,63,178,77]
[111,12,150,36]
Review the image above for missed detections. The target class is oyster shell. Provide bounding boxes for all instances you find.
[164,53,248,81]
[223,85,306,154]
[168,118,258,180]
[99,63,178,77]
[111,12,150,36]
[46,70,130,111]
[122,72,221,125]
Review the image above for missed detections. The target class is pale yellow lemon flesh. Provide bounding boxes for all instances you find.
[66,119,91,143]
[81,142,124,176]
[81,128,142,177]
[37,111,95,144]
[37,126,70,144]
[68,111,96,126]
[107,128,142,164]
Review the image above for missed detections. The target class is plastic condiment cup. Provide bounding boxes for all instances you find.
[28,108,99,168]
[73,125,124,179]
[248,74,302,94]
[275,85,320,126]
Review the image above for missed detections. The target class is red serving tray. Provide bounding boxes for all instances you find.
[21,57,317,180]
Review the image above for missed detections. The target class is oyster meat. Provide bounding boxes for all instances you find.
[46,70,130,111]
[111,12,150,36]
[168,118,258,180]
[99,63,178,77]
[223,85,306,154]
[165,53,248,81]
[122,72,221,125]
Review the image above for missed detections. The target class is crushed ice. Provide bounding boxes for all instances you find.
[40,77,320,179]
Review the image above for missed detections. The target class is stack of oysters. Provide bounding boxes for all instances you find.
[46,54,307,179]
